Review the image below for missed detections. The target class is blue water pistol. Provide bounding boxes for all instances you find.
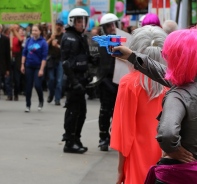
[92,35,127,55]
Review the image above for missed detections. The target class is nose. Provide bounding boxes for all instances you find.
[110,23,115,29]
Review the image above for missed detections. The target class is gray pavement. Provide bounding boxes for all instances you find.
[0,91,118,184]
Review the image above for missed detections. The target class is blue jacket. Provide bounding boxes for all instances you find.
[22,36,48,67]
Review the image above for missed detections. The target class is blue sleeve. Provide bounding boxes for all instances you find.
[41,40,48,61]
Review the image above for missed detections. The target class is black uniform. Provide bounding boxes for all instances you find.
[98,47,118,151]
[61,27,91,153]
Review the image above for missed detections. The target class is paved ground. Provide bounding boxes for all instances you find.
[0,91,118,184]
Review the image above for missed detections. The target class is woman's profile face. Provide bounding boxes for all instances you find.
[32,26,41,38]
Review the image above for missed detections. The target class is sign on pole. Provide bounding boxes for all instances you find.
[0,0,51,24]
[151,0,170,24]
[126,0,149,15]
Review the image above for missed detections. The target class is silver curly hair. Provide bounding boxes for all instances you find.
[129,25,167,100]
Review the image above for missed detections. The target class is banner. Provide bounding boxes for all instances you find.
[126,0,148,15]
[0,0,51,24]
[90,0,109,13]
[191,0,197,25]
[68,0,90,14]
[110,0,125,19]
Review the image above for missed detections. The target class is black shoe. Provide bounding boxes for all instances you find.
[76,139,88,152]
[14,96,18,101]
[98,138,110,151]
[38,101,43,111]
[63,141,87,154]
[55,100,61,106]
[47,96,53,103]
[6,96,13,101]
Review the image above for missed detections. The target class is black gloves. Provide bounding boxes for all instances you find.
[72,83,85,94]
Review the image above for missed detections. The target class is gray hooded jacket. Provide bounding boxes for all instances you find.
[128,52,197,159]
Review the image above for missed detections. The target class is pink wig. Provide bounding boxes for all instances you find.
[163,29,197,86]
[141,13,161,27]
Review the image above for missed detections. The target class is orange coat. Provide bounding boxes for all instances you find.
[110,71,167,184]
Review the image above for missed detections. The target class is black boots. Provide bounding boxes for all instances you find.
[63,140,88,154]
[98,138,110,151]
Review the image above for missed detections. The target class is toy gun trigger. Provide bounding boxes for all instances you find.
[106,46,110,55]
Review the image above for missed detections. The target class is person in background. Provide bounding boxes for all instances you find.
[21,24,48,112]
[46,19,64,106]
[2,25,11,96]
[0,24,11,98]
[97,13,119,151]
[90,26,101,36]
[9,24,25,101]
[41,23,48,40]
[162,19,178,34]
[2,25,11,37]
[61,8,91,153]
[126,26,136,34]
[110,25,168,184]
[40,23,49,92]
[141,13,161,27]
[25,25,32,38]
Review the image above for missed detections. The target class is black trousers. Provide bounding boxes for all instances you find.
[98,78,118,140]
[155,158,183,184]
[63,88,86,142]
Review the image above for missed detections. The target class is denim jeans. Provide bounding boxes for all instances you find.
[4,75,12,97]
[25,66,43,107]
[47,61,63,102]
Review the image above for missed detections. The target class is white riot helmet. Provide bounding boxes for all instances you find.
[99,13,120,34]
[68,8,89,28]
[100,13,119,26]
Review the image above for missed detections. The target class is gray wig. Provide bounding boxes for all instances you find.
[129,25,167,100]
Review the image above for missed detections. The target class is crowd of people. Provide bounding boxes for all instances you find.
[2,7,197,184]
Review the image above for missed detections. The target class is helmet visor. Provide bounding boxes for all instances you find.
[74,16,88,29]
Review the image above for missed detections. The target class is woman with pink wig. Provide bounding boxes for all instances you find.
[142,13,161,27]
[111,28,197,183]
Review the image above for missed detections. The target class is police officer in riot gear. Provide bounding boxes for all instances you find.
[61,8,91,153]
[98,13,120,151]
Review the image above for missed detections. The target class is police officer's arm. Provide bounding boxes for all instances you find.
[112,46,172,88]
[61,35,79,86]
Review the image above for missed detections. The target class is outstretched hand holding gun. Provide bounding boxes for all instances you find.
[92,35,127,55]
[112,46,133,60]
